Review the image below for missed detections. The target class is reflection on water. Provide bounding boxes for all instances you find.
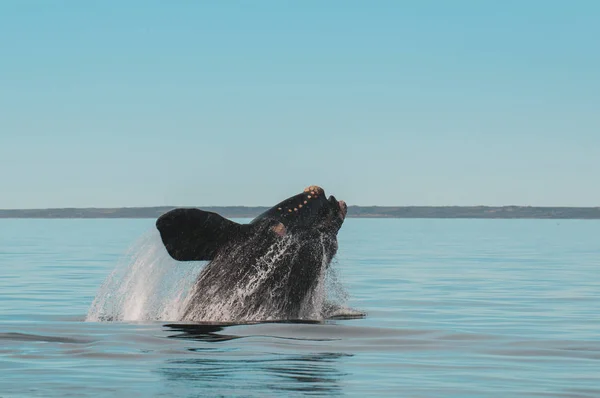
[160,353,350,395]
[160,323,351,395]
[164,323,242,342]
[163,320,325,342]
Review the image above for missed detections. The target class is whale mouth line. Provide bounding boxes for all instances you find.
[327,195,347,220]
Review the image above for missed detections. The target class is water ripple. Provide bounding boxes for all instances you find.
[1,219,599,397]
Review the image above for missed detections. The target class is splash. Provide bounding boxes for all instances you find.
[86,230,354,323]
[180,234,299,322]
[298,235,335,319]
[86,230,204,322]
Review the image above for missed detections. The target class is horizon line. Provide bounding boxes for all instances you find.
[2,204,600,211]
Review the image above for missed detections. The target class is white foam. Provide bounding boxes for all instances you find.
[86,230,350,323]
[86,230,203,322]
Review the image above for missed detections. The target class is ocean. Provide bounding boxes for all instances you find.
[1,218,599,397]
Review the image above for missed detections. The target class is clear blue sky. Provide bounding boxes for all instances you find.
[1,1,598,208]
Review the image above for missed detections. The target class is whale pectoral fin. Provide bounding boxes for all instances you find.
[156,208,243,261]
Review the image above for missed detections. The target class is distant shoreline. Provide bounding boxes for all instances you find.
[1,206,600,219]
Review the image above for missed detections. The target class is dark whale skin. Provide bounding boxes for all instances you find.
[156,186,347,322]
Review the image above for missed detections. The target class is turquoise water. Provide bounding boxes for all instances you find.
[1,218,599,397]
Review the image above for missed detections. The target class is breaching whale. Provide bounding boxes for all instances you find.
[156,185,347,322]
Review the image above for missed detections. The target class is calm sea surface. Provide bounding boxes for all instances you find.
[1,218,599,397]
